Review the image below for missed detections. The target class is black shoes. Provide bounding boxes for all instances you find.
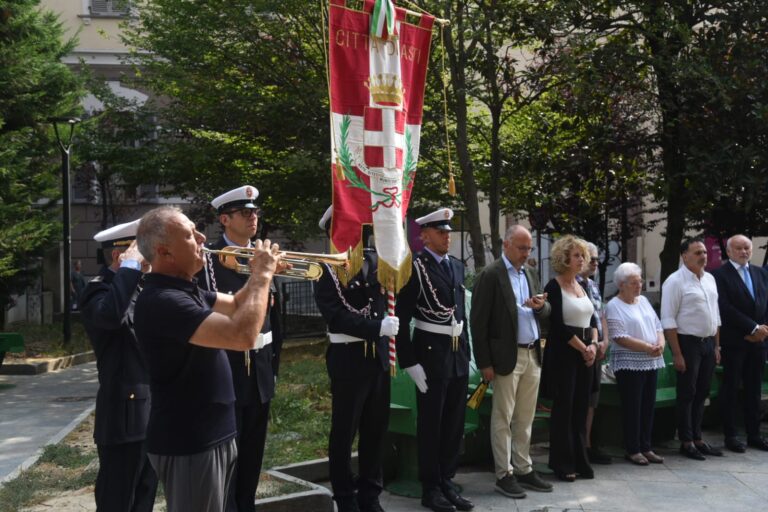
[516,470,553,493]
[494,474,526,498]
[695,441,723,457]
[588,446,613,465]
[725,437,747,453]
[441,485,474,511]
[747,437,768,451]
[421,489,456,512]
[358,497,386,512]
[680,443,706,460]
[336,496,362,512]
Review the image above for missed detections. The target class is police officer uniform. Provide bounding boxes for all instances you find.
[395,208,473,512]
[80,220,158,512]
[197,186,283,512]
[314,207,392,512]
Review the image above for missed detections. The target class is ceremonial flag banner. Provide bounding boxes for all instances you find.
[329,0,434,293]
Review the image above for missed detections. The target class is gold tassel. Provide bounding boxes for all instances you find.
[448,174,456,196]
[390,365,397,377]
[467,381,489,410]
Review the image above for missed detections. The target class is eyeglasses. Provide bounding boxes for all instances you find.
[226,208,261,218]
[590,257,599,263]
[516,246,535,253]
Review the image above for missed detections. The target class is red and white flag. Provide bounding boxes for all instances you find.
[328,0,433,292]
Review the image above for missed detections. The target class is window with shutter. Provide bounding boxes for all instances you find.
[90,0,130,15]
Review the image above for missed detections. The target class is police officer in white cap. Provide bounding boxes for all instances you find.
[80,219,158,512]
[314,206,397,512]
[396,208,473,512]
[197,185,282,512]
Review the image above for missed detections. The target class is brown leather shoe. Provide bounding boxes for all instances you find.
[642,451,665,463]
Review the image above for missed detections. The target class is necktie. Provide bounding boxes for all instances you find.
[441,258,453,282]
[742,265,755,299]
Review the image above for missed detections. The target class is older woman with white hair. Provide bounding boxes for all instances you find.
[605,262,666,466]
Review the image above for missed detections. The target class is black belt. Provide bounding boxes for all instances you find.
[518,340,539,350]
[679,334,715,343]
[566,325,592,343]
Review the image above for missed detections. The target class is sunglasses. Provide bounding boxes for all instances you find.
[226,208,261,218]
[589,257,599,263]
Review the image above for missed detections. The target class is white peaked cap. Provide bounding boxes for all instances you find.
[415,208,454,231]
[93,219,140,248]
[211,185,259,212]
[319,205,333,230]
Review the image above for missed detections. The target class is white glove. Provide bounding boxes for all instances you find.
[379,316,400,337]
[405,364,428,393]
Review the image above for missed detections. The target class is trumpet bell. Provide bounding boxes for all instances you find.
[202,246,349,281]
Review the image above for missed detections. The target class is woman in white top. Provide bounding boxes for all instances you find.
[605,262,666,465]
[541,236,597,482]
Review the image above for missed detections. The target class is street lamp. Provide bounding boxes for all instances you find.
[49,116,80,345]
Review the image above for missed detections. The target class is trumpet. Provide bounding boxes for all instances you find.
[203,246,349,281]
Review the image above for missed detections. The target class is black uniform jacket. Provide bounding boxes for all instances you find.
[314,249,389,379]
[80,266,150,446]
[197,236,282,406]
[395,251,470,379]
[713,262,768,348]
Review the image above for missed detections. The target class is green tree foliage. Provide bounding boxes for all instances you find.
[414,0,555,267]
[529,0,768,280]
[124,0,330,244]
[0,0,83,327]
[74,78,160,229]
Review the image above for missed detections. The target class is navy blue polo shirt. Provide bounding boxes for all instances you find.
[134,273,236,455]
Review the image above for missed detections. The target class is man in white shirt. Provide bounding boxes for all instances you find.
[660,239,722,461]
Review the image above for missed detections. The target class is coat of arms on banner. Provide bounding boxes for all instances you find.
[328,0,433,292]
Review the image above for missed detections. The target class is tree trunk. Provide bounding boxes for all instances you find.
[488,109,502,259]
[443,1,486,269]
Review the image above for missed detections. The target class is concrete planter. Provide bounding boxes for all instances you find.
[256,469,333,512]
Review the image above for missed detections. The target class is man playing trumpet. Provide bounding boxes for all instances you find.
[134,206,280,512]
[197,185,283,512]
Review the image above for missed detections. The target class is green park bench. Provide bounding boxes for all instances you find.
[387,291,480,497]
[0,332,25,370]
[386,290,551,495]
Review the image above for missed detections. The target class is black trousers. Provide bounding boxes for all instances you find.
[328,366,390,502]
[615,369,658,454]
[95,441,157,512]
[675,335,716,443]
[548,358,593,475]
[225,399,271,512]
[721,341,766,439]
[416,374,468,493]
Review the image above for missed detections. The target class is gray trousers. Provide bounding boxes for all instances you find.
[149,437,238,512]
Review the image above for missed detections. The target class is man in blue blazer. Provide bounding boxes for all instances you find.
[712,234,768,453]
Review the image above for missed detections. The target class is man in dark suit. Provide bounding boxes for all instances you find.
[396,208,473,512]
[470,225,552,499]
[314,206,396,512]
[80,219,157,512]
[198,186,283,512]
[712,234,768,452]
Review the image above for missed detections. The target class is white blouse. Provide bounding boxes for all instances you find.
[562,291,594,328]
[606,295,665,372]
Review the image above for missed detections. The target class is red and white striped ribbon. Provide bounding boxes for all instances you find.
[388,289,397,373]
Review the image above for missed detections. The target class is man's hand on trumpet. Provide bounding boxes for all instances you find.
[246,240,281,284]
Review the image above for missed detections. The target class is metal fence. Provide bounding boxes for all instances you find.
[279,279,326,338]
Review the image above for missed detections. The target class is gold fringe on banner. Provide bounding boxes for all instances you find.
[331,239,364,287]
[377,251,413,295]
